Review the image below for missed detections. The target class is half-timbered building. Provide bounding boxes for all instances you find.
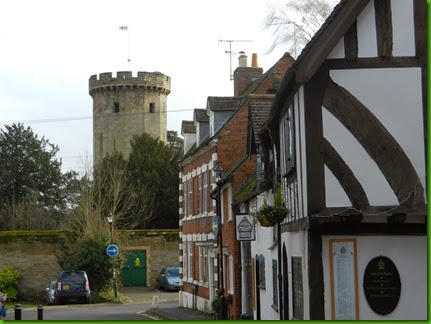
[256,0,427,320]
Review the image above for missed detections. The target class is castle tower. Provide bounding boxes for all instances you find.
[89,71,171,166]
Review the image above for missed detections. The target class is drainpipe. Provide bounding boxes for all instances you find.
[278,223,283,320]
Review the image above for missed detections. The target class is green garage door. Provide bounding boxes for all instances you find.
[121,250,147,286]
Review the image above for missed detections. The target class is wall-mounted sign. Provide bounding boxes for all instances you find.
[212,215,221,237]
[329,239,359,320]
[236,215,255,241]
[363,256,401,315]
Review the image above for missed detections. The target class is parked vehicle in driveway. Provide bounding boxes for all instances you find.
[46,281,57,305]
[157,267,180,291]
[56,271,91,304]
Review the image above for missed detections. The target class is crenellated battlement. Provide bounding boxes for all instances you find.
[89,71,171,94]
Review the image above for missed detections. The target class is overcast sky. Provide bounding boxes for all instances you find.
[0,0,291,174]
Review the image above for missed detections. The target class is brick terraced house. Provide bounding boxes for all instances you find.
[178,52,294,319]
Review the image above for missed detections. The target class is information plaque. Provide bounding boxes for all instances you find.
[363,256,401,315]
[329,239,359,320]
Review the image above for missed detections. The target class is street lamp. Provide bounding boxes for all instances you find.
[214,162,227,320]
[106,213,118,298]
[107,213,114,244]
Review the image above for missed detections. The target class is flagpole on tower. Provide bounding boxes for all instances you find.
[119,25,131,70]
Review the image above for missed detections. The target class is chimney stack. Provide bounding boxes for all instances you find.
[233,51,263,96]
[238,51,247,67]
[251,53,258,68]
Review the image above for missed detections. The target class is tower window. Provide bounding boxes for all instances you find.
[149,103,155,113]
[113,102,120,113]
[99,133,103,154]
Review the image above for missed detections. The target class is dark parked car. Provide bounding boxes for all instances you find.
[45,281,57,305]
[157,267,180,291]
[56,271,91,304]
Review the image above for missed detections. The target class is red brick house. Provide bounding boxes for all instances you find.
[178,52,294,319]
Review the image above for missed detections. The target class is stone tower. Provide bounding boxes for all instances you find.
[89,71,171,166]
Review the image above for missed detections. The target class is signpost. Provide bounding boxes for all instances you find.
[106,244,119,257]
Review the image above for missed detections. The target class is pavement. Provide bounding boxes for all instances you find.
[121,286,214,321]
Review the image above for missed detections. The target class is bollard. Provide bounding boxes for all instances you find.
[37,304,43,320]
[151,295,159,308]
[15,303,22,320]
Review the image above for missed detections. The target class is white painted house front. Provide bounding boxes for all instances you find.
[251,0,426,320]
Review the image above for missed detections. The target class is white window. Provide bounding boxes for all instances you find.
[203,247,208,282]
[198,246,208,283]
[203,171,208,214]
[199,247,203,282]
[183,244,187,280]
[188,241,194,278]
[183,180,188,217]
[228,186,233,221]
[198,175,202,214]
[188,179,193,216]
[229,255,234,294]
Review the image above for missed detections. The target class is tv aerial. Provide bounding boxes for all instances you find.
[218,39,253,81]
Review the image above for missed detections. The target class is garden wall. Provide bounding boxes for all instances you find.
[0,229,179,301]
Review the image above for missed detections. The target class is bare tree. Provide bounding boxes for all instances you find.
[264,0,337,58]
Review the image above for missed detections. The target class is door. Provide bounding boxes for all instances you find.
[121,250,147,286]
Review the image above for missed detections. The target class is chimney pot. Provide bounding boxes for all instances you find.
[238,52,247,67]
[252,53,258,68]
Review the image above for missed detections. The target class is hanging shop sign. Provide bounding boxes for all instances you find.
[363,256,401,315]
[236,215,255,241]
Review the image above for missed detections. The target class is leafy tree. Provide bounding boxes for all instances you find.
[57,232,122,293]
[126,132,181,229]
[264,0,336,57]
[0,123,75,230]
[0,264,21,301]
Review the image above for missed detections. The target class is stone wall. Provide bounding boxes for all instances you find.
[0,229,179,301]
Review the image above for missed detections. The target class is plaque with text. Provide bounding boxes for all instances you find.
[363,256,401,315]
[330,239,359,320]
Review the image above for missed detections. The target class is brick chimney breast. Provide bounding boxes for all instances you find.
[233,52,263,96]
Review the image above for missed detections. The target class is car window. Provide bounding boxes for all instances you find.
[60,272,87,290]
[167,268,179,276]
[50,281,57,289]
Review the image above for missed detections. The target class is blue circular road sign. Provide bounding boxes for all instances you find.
[106,244,119,257]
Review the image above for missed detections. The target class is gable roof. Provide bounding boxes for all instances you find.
[193,109,209,123]
[181,120,196,134]
[207,96,242,112]
[265,0,370,129]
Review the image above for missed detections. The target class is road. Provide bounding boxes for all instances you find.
[4,287,179,321]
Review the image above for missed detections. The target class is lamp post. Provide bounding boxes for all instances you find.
[106,213,118,299]
[214,162,227,320]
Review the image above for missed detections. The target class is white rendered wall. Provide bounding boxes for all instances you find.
[357,0,378,57]
[281,230,310,320]
[324,165,352,207]
[250,192,279,320]
[322,235,427,320]
[327,36,345,59]
[391,0,415,56]
[328,68,426,204]
[295,88,307,217]
[322,106,398,206]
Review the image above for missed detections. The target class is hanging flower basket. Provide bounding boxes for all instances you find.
[255,203,289,227]
[254,185,289,227]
